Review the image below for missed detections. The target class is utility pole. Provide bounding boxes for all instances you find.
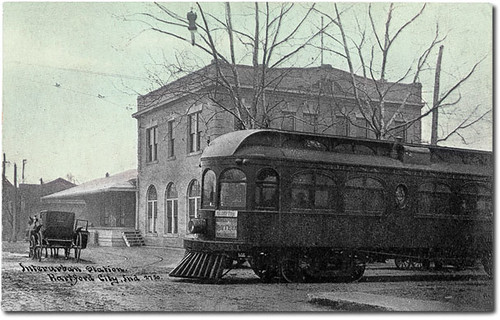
[12,163,18,242]
[2,153,6,179]
[431,45,444,145]
[320,16,324,65]
[22,159,27,183]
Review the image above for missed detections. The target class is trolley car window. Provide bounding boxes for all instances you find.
[255,169,279,210]
[202,170,216,208]
[291,172,336,210]
[460,184,492,216]
[344,177,385,214]
[219,169,247,208]
[417,183,451,215]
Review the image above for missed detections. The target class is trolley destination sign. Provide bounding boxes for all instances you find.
[215,210,238,239]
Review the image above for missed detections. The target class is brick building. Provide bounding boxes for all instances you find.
[2,177,76,241]
[132,62,423,247]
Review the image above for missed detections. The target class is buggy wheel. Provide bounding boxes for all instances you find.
[74,232,83,262]
[29,235,36,258]
[36,231,43,262]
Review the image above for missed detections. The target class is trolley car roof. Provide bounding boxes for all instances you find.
[202,130,492,177]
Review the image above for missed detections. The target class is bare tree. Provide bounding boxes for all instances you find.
[130,2,490,145]
[317,3,490,143]
[135,2,326,130]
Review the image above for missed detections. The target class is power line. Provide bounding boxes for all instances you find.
[7,60,148,81]
[8,74,136,111]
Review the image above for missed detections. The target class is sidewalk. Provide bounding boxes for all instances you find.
[308,292,460,312]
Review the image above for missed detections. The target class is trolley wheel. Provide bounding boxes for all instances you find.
[482,252,492,278]
[280,257,308,283]
[249,252,278,282]
[394,257,412,270]
[348,263,366,282]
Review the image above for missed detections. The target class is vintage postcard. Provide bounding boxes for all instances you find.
[2,1,493,312]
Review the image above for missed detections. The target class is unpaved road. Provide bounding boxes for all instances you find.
[1,242,493,312]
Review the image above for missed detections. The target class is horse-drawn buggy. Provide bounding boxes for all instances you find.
[28,211,89,262]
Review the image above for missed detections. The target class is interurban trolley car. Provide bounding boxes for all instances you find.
[169,129,493,282]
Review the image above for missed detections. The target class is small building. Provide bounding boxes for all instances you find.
[2,176,16,241]
[41,170,137,247]
[3,177,77,241]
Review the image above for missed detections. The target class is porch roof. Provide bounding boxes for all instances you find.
[42,169,137,200]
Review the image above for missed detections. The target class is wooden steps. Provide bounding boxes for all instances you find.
[122,230,145,247]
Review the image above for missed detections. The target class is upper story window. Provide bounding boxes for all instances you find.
[394,120,407,142]
[291,171,336,210]
[459,183,492,216]
[219,168,247,209]
[335,115,349,136]
[344,177,385,214]
[281,111,296,131]
[146,126,158,162]
[255,168,279,211]
[303,113,318,133]
[188,112,202,153]
[202,170,216,208]
[417,182,452,215]
[355,118,368,138]
[167,120,175,158]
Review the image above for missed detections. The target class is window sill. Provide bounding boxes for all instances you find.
[145,160,159,166]
[145,233,158,237]
[167,156,176,161]
[163,233,180,238]
[187,151,202,157]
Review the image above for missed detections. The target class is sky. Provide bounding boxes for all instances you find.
[1,1,494,185]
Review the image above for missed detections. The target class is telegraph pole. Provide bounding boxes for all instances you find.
[431,45,444,145]
[2,153,6,178]
[12,163,18,242]
[22,159,27,183]
[320,16,324,65]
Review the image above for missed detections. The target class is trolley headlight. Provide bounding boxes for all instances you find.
[188,218,207,234]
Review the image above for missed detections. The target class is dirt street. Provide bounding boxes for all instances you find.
[1,242,494,312]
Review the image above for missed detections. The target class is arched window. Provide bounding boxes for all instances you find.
[418,182,452,215]
[219,169,247,208]
[255,168,279,210]
[146,186,158,233]
[460,183,492,216]
[187,180,201,223]
[291,172,336,210]
[344,177,385,214]
[202,170,216,208]
[165,183,178,234]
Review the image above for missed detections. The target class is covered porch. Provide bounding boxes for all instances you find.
[41,170,138,247]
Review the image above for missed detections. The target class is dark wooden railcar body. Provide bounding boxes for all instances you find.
[171,130,492,281]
